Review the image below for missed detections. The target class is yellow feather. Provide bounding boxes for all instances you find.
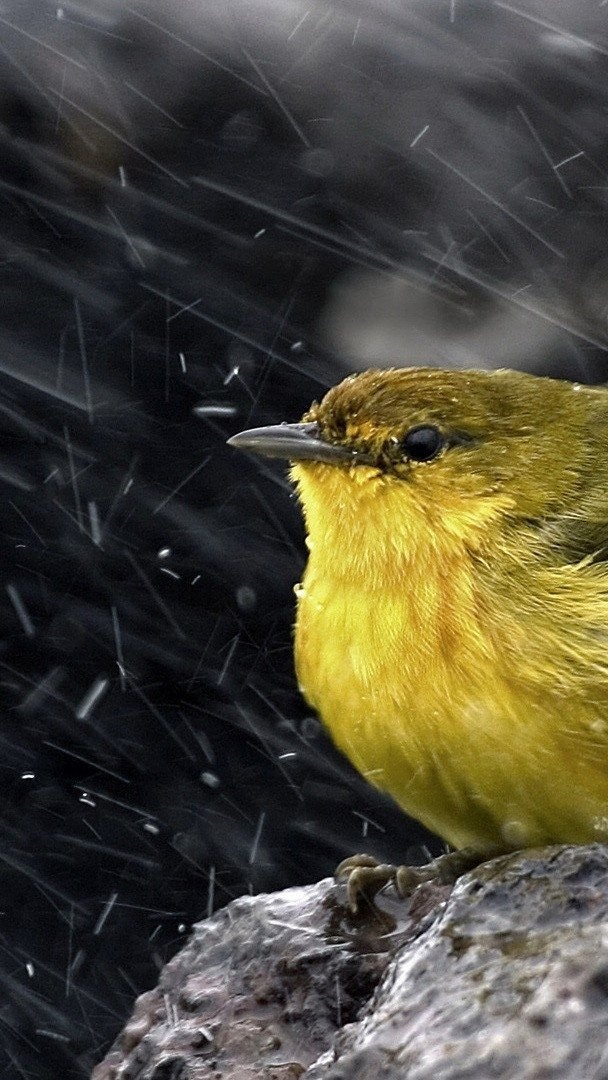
[287,368,608,855]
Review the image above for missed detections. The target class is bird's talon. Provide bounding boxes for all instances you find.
[334,853,381,881]
[393,865,425,897]
[346,864,395,913]
[335,847,485,912]
[334,854,398,912]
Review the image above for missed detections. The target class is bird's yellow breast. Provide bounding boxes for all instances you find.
[292,461,608,854]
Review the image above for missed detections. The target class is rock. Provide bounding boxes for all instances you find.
[90,875,428,1079]
[92,846,608,1079]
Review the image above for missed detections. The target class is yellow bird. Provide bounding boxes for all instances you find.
[229,367,608,909]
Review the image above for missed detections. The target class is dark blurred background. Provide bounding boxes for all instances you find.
[1,1,608,1075]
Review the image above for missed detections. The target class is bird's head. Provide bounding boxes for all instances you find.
[228,367,602,566]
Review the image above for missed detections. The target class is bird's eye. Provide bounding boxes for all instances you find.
[401,425,445,462]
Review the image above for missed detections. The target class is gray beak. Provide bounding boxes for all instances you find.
[227,421,357,464]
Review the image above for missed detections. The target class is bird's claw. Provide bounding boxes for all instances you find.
[335,848,484,913]
[335,854,397,913]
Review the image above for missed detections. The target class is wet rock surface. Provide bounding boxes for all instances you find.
[93,845,608,1079]
[91,876,427,1079]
